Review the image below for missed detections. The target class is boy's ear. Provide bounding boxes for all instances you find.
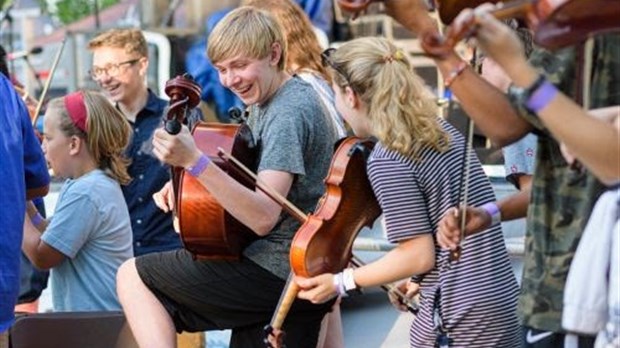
[269,42,282,67]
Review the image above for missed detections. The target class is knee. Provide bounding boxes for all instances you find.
[116,258,139,299]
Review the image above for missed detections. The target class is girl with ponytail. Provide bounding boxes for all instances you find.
[296,37,520,347]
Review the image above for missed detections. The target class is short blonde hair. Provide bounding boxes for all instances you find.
[88,28,148,58]
[47,90,132,184]
[207,6,286,70]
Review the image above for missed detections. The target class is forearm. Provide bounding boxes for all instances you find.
[22,215,48,269]
[437,54,532,146]
[497,187,530,221]
[353,236,435,288]
[26,201,48,231]
[541,101,619,184]
[507,64,620,183]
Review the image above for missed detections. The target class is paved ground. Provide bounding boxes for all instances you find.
[39,169,525,347]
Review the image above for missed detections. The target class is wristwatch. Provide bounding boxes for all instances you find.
[507,75,546,113]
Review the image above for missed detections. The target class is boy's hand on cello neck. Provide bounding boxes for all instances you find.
[152,125,202,169]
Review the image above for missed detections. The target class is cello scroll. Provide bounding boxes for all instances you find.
[164,73,202,134]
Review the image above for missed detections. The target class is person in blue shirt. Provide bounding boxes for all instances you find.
[87,28,201,256]
[0,47,50,347]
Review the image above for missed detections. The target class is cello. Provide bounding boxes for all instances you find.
[164,74,258,260]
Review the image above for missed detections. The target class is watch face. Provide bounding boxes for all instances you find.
[507,84,527,107]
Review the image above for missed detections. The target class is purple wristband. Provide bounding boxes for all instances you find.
[526,80,558,113]
[481,202,501,226]
[185,154,210,177]
[30,213,44,227]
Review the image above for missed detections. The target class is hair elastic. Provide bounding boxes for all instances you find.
[64,91,88,132]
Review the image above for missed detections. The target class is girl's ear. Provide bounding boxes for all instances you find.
[69,136,82,156]
[345,86,359,109]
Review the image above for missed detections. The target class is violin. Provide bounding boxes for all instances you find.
[219,137,418,347]
[164,74,259,260]
[337,0,620,54]
[421,0,620,57]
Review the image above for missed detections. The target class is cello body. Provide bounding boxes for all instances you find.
[174,122,259,260]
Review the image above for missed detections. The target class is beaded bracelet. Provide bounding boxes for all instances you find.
[185,154,210,177]
[444,61,468,88]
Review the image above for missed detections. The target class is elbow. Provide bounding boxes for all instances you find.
[490,130,529,148]
[599,174,620,186]
[419,253,435,274]
[29,255,54,271]
[251,214,279,237]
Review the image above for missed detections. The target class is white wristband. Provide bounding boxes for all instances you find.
[342,268,357,292]
[333,272,346,296]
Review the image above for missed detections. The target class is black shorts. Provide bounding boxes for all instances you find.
[135,249,334,348]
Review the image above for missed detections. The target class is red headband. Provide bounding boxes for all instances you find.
[64,91,87,132]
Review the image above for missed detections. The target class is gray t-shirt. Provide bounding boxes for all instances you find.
[42,169,133,311]
[243,77,338,279]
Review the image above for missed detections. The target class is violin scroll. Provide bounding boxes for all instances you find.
[164,73,201,135]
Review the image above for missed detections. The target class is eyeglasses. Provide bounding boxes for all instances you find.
[89,58,141,79]
[321,48,355,90]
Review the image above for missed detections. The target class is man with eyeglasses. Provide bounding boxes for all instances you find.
[88,28,201,258]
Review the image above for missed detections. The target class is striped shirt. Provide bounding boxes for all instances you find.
[367,119,521,347]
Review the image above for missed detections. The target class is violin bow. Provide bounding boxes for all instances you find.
[449,50,481,262]
[450,116,474,261]
[31,37,67,128]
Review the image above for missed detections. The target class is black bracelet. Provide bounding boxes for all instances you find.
[523,75,546,98]
[507,74,546,114]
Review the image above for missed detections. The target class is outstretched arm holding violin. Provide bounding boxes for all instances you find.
[467,9,620,185]
[296,236,435,304]
[381,0,533,147]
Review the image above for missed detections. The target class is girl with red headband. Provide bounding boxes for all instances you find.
[21,90,134,311]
